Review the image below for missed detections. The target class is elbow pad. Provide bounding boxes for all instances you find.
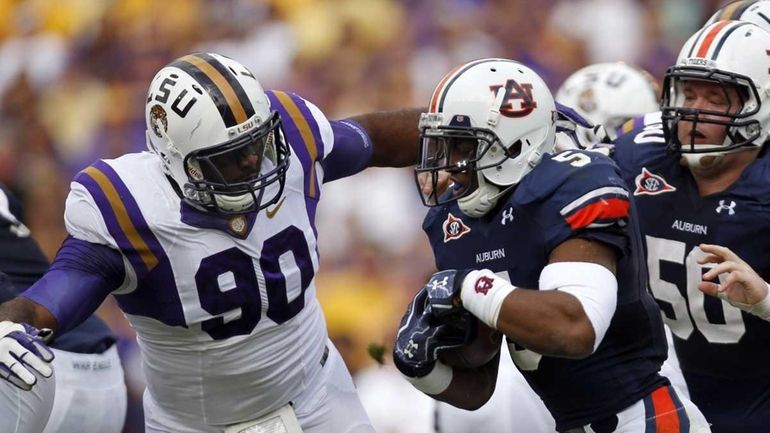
[539,262,617,352]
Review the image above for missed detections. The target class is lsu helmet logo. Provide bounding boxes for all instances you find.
[489,79,537,118]
[634,167,676,196]
[443,213,471,242]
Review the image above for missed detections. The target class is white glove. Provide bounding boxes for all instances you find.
[0,321,54,390]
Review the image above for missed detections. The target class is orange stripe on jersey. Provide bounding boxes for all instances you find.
[272,90,319,197]
[564,197,630,230]
[650,386,681,433]
[696,21,731,58]
[82,166,159,270]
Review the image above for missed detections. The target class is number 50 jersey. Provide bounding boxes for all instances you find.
[613,113,770,430]
[63,92,354,426]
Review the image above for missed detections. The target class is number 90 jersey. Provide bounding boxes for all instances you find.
[424,150,668,431]
[613,113,770,427]
[64,92,336,426]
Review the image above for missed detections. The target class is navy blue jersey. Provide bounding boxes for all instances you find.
[0,184,114,353]
[613,114,770,432]
[424,150,668,431]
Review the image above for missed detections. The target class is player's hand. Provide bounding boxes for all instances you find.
[422,270,471,321]
[698,243,769,307]
[417,171,451,204]
[0,321,54,390]
[393,287,471,378]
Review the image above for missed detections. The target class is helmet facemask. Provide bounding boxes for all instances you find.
[415,113,519,208]
[182,111,290,215]
[662,66,762,156]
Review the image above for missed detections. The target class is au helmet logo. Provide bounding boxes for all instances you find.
[634,167,676,196]
[474,276,495,295]
[443,213,471,242]
[489,79,537,118]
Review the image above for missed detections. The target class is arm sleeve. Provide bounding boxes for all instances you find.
[321,119,374,182]
[20,236,126,333]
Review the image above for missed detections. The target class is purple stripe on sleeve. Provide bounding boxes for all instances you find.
[21,237,125,333]
[322,120,374,182]
[74,161,166,278]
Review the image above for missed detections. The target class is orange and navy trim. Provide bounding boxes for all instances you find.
[74,161,166,278]
[170,53,256,127]
[429,58,508,113]
[687,20,750,60]
[265,90,324,200]
[560,186,631,231]
[643,385,690,433]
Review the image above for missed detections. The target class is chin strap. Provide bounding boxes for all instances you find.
[458,173,513,218]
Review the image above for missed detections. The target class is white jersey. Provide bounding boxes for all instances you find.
[63,91,339,427]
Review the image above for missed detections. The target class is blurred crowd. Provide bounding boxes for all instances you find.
[0,0,728,431]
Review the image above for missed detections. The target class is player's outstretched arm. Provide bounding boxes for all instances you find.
[347,108,423,168]
[0,297,57,331]
[698,243,770,321]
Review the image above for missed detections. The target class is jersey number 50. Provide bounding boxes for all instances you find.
[646,235,745,344]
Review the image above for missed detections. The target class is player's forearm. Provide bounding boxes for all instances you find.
[348,108,423,167]
[0,297,58,330]
[433,352,499,410]
[496,289,595,358]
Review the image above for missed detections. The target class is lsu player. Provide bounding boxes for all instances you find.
[0,52,420,432]
[0,184,126,433]
[393,58,711,432]
[611,21,770,432]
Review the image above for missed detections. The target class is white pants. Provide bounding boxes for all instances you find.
[144,341,374,433]
[659,324,690,399]
[0,367,55,433]
[566,385,711,433]
[41,346,126,433]
[435,343,557,433]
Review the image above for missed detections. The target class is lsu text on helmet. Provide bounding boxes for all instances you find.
[661,21,770,159]
[416,58,556,217]
[145,52,290,215]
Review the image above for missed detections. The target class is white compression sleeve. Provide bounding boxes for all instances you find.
[539,262,617,352]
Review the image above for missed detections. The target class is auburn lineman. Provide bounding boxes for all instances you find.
[611,21,770,432]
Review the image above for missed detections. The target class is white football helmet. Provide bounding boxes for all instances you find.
[416,58,556,217]
[145,52,290,215]
[661,21,770,158]
[705,0,770,33]
[555,62,659,146]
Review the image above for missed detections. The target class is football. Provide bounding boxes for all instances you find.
[438,320,503,369]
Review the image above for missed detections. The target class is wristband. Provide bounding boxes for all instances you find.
[401,360,453,395]
[460,270,515,329]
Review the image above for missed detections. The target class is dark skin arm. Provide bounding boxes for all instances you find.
[347,108,424,168]
[0,297,58,331]
[432,351,500,410]
[495,237,617,359]
[431,238,616,410]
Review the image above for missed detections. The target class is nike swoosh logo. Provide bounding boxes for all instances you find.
[266,197,286,219]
